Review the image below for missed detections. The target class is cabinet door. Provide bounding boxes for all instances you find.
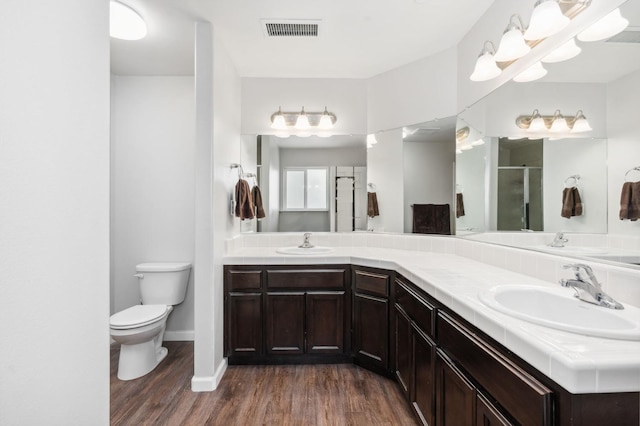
[353,292,388,369]
[436,351,476,426]
[266,292,305,355]
[394,304,412,397]
[413,325,435,426]
[306,291,345,354]
[476,393,514,426]
[227,292,262,357]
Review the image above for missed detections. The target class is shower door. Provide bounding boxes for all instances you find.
[497,167,543,231]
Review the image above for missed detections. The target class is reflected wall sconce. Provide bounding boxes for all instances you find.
[515,109,592,134]
[542,37,581,63]
[513,61,547,82]
[577,7,629,42]
[270,106,337,138]
[456,126,485,154]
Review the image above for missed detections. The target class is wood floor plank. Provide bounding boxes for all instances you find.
[111,342,417,425]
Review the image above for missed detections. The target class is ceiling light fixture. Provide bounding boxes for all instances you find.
[269,107,337,137]
[516,109,593,135]
[109,1,147,40]
[513,61,547,82]
[469,41,502,82]
[494,15,531,62]
[524,0,570,41]
[577,7,629,42]
[541,37,581,63]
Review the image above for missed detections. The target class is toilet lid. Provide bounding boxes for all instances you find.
[110,305,168,329]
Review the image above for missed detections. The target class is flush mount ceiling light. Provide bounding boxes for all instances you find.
[469,41,502,81]
[270,107,337,137]
[577,8,629,42]
[513,61,547,82]
[494,15,531,62]
[524,0,570,41]
[110,1,147,40]
[516,109,593,135]
[542,37,582,63]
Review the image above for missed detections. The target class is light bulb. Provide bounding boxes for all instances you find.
[494,17,530,62]
[513,62,547,83]
[318,107,334,130]
[470,51,502,81]
[524,0,569,41]
[571,111,592,133]
[550,111,570,132]
[294,107,310,130]
[542,38,581,63]
[528,111,548,132]
[271,107,287,130]
[578,8,629,42]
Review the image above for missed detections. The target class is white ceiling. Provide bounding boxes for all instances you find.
[110,0,495,78]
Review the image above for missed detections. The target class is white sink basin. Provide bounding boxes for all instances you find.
[479,285,640,340]
[276,246,335,255]
[533,245,608,255]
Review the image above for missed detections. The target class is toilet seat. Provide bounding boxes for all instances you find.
[110,305,169,330]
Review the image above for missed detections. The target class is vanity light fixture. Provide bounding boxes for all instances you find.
[269,106,337,137]
[469,41,502,82]
[577,7,629,42]
[524,0,570,41]
[366,134,378,148]
[516,109,593,134]
[513,61,547,82]
[494,15,531,62]
[110,0,147,40]
[542,37,581,63]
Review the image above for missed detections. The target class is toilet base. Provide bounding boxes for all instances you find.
[117,341,169,381]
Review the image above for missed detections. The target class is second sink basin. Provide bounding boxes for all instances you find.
[479,285,640,340]
[276,246,335,255]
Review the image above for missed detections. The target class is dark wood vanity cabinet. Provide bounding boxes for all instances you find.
[351,267,392,372]
[224,265,350,364]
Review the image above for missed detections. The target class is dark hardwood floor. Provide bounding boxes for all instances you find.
[111,342,418,426]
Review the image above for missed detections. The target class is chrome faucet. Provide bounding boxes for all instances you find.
[299,232,314,249]
[560,264,624,309]
[549,232,568,247]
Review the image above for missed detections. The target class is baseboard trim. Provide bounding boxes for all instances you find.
[191,358,228,392]
[164,330,194,341]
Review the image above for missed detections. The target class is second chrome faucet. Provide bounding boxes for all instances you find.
[560,264,624,309]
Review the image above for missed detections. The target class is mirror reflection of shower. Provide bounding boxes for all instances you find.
[497,137,543,231]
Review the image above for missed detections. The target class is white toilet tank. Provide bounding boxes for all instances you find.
[136,262,191,305]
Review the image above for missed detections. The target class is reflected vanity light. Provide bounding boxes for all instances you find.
[110,0,147,40]
[494,15,530,62]
[469,41,501,81]
[366,134,378,149]
[578,8,629,42]
[516,109,593,135]
[269,106,337,137]
[524,0,570,41]
[542,37,581,63]
[513,61,547,82]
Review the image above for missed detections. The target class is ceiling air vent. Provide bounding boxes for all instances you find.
[605,27,640,43]
[261,19,321,38]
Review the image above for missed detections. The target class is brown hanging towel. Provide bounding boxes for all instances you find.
[456,193,465,218]
[367,192,380,218]
[234,179,254,220]
[412,204,451,235]
[252,185,266,219]
[561,187,583,218]
[620,181,640,221]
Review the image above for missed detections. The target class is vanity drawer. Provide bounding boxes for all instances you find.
[354,269,389,297]
[437,312,553,426]
[226,269,262,290]
[395,278,434,337]
[266,268,346,290]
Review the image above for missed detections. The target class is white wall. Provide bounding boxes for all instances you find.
[193,24,243,391]
[366,129,404,232]
[111,76,195,338]
[0,0,110,424]
[403,141,455,233]
[543,138,608,233]
[608,69,640,236]
[455,142,488,232]
[279,147,366,168]
[241,78,367,135]
[367,47,458,133]
[260,136,281,232]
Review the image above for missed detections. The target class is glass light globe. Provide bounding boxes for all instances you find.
[524,0,569,41]
[470,52,501,81]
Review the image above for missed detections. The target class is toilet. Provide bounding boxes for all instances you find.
[110,262,191,380]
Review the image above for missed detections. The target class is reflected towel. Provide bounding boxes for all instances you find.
[620,181,640,221]
[456,193,465,218]
[561,187,583,219]
[412,204,451,235]
[235,179,254,220]
[252,185,266,219]
[367,192,380,218]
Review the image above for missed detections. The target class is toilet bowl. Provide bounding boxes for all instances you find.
[110,261,191,381]
[110,305,173,380]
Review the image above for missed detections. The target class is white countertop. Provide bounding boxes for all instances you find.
[224,246,640,395]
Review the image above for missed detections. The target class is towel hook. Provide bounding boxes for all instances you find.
[564,174,580,188]
[367,183,377,191]
[230,163,244,179]
[624,166,640,183]
[456,183,464,194]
